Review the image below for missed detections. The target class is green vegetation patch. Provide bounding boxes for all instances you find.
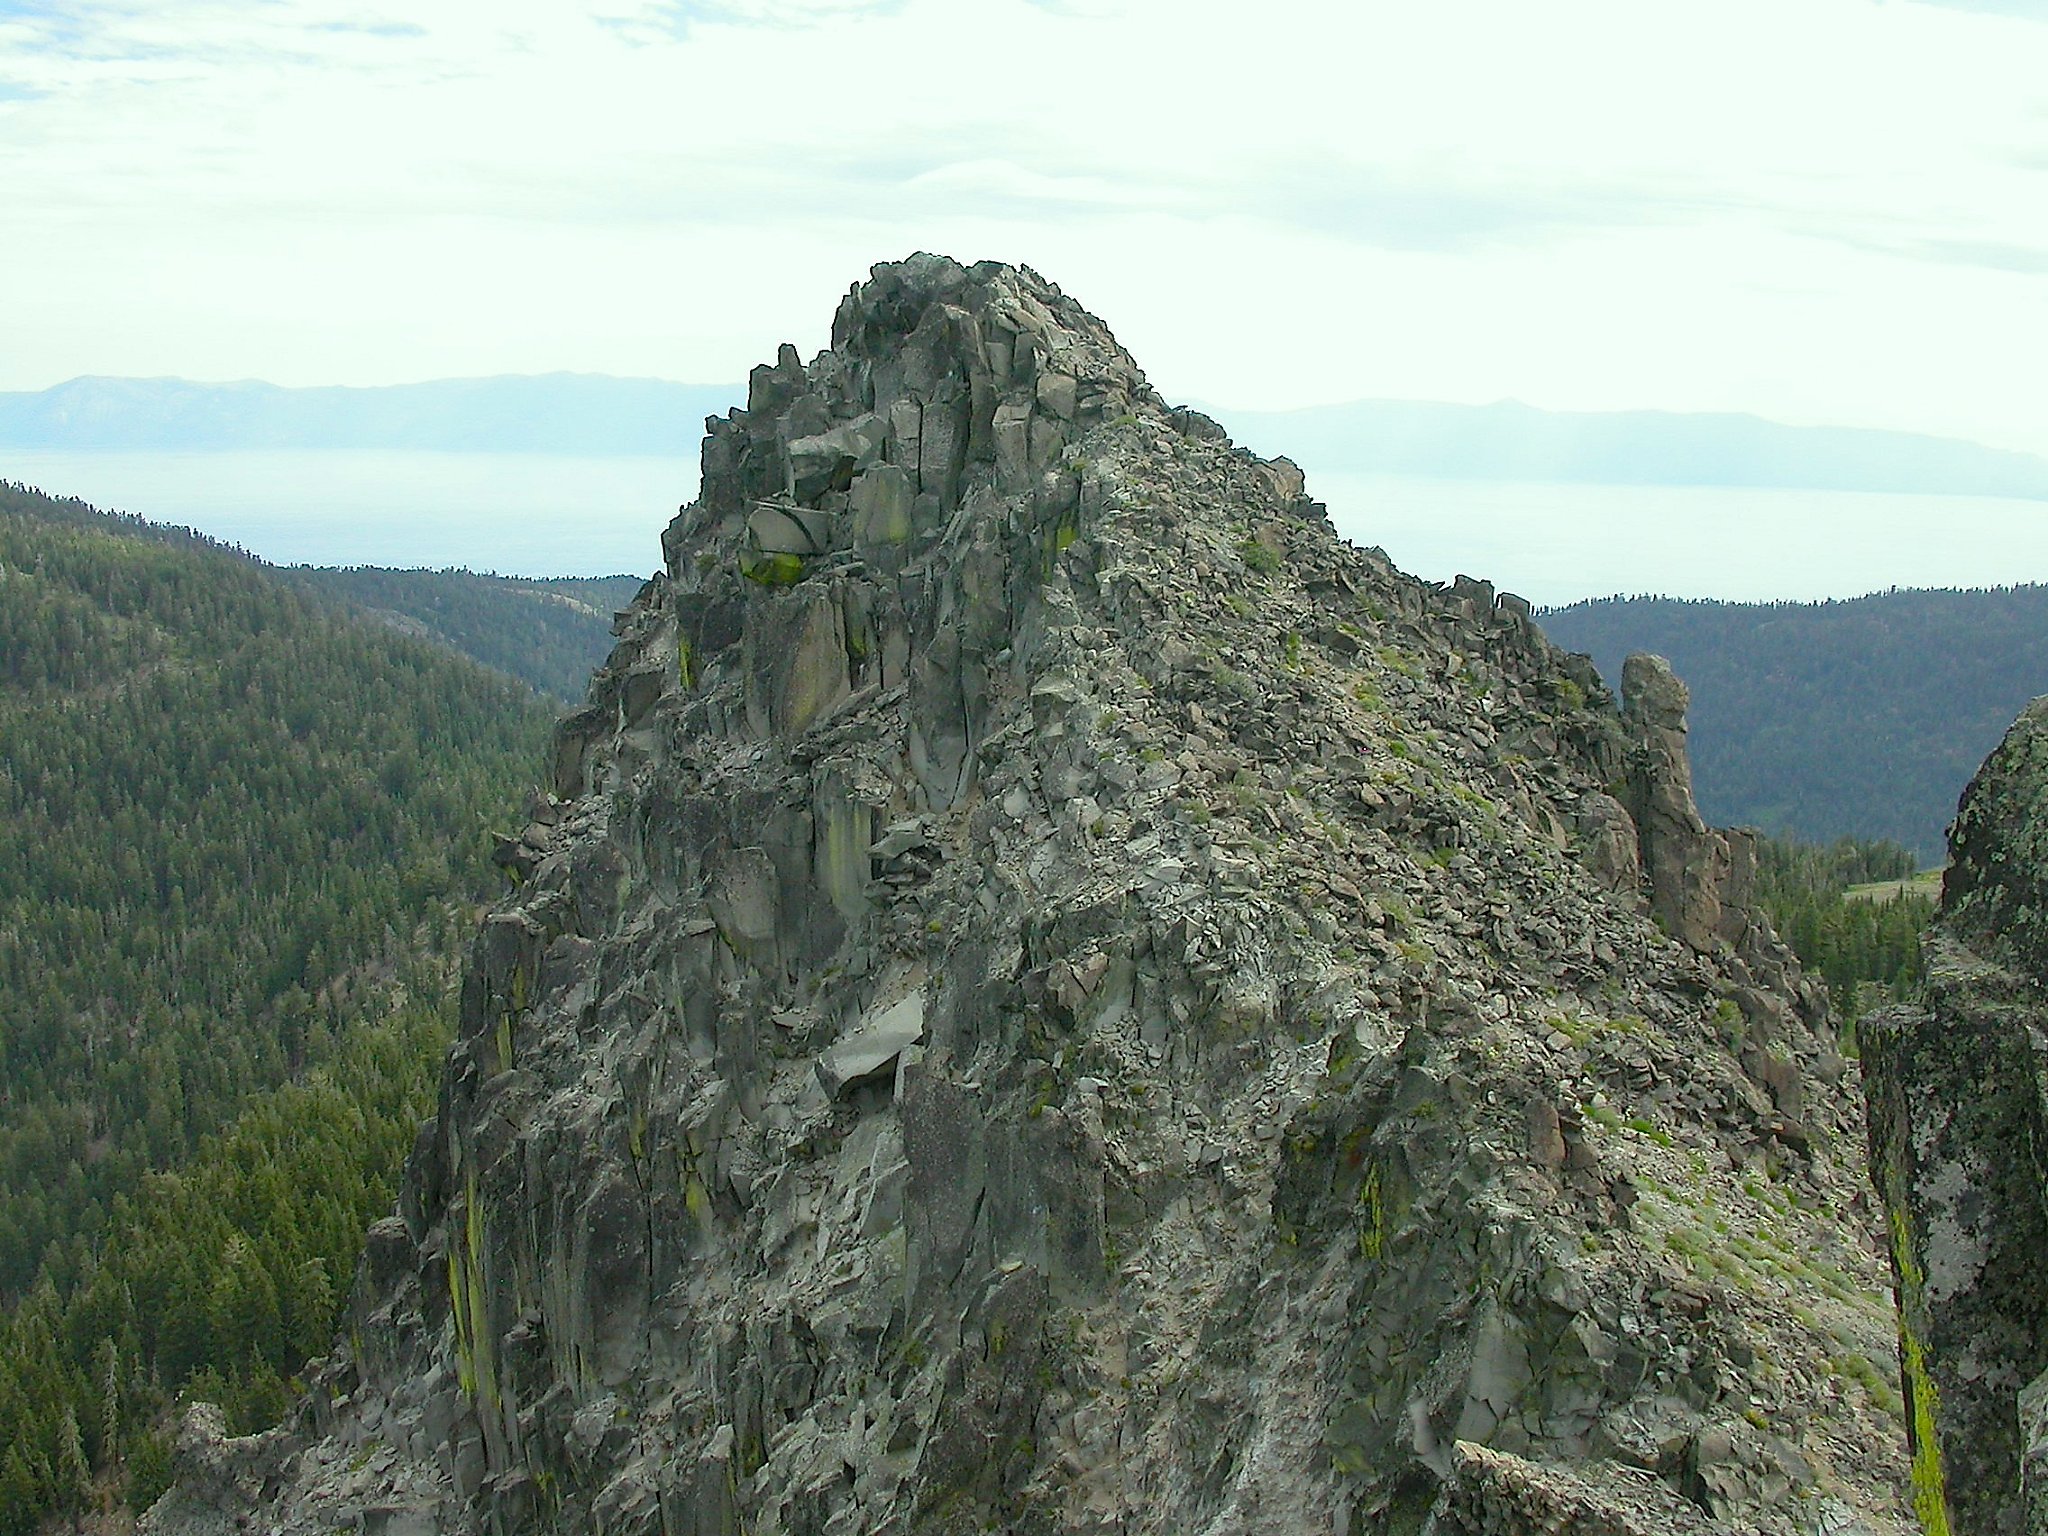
[740,550,807,587]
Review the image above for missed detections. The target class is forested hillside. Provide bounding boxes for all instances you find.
[0,482,552,1529]
[1753,835,1934,1033]
[1539,586,2048,860]
[290,567,641,703]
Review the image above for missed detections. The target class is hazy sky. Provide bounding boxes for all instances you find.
[4,0,2047,454]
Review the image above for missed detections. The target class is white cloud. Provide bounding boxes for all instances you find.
[1,0,2045,456]
[641,0,910,28]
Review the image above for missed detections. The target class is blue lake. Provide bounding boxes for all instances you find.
[5,449,2046,606]
[1,450,691,577]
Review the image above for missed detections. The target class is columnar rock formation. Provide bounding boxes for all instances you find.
[1865,699,2048,1536]
[146,256,1913,1535]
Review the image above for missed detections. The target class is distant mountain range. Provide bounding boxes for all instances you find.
[1216,399,2048,501]
[0,374,739,455]
[8,374,2048,501]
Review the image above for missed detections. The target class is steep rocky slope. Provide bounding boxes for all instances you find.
[1864,700,2048,1536]
[145,256,1914,1536]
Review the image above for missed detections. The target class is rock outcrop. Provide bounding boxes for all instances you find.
[1864,698,2048,1536]
[148,255,1913,1535]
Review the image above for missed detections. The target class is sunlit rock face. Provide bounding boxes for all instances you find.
[1865,696,2048,1536]
[146,255,1912,1536]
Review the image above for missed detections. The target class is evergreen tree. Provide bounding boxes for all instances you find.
[1754,834,1938,1033]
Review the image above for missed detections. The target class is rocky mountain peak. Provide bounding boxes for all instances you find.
[147,257,1914,1536]
[827,254,1145,404]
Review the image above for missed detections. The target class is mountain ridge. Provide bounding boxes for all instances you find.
[1214,396,2048,501]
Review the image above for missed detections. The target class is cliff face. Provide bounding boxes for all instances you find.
[146,256,1911,1536]
[1864,699,2048,1536]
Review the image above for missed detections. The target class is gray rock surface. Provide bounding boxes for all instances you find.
[1864,696,2048,1536]
[147,255,1912,1536]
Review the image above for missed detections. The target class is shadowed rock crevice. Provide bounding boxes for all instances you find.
[145,256,1913,1536]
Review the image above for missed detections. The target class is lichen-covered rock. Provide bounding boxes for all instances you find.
[148,255,1913,1536]
[1864,697,2048,1536]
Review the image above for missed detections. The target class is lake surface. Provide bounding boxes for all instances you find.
[1,449,692,576]
[6,449,2047,603]
[1313,474,2048,606]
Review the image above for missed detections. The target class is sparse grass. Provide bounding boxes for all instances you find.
[1213,665,1257,702]
[1844,870,1943,905]
[1548,1012,1646,1047]
[1376,646,1425,680]
[1376,894,1415,929]
[1832,1352,1906,1421]
[1663,1227,1704,1258]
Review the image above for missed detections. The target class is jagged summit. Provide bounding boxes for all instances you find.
[147,257,1911,1536]
[683,254,1157,576]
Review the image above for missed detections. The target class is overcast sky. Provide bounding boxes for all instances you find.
[3,0,2046,455]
